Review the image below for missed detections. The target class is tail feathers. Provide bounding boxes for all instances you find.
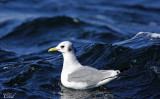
[120,66,132,73]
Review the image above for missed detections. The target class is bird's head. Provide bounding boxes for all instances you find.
[48,41,75,54]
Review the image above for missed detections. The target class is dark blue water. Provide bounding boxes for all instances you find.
[0,0,160,99]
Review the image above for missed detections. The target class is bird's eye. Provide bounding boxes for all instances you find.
[61,46,64,48]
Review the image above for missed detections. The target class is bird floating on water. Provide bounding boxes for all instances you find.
[48,41,131,89]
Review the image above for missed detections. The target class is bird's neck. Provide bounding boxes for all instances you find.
[62,52,81,73]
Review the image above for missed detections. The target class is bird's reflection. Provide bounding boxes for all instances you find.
[58,84,114,99]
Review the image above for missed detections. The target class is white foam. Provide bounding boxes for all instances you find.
[134,32,160,39]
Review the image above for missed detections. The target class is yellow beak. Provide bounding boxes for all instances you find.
[48,47,58,52]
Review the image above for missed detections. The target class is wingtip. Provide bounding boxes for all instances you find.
[120,66,132,73]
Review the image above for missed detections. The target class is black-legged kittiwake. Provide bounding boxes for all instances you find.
[48,41,131,89]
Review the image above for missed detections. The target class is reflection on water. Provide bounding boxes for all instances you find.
[59,84,114,99]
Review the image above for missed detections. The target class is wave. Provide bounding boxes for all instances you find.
[1,33,160,98]
[114,32,160,49]
[0,16,124,55]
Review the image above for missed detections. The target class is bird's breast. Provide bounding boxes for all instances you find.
[61,71,89,89]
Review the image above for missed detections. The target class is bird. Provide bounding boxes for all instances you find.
[48,41,131,89]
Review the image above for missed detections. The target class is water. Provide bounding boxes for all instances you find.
[0,0,160,99]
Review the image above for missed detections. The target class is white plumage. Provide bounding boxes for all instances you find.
[48,41,124,89]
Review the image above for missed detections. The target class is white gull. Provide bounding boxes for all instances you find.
[48,41,131,89]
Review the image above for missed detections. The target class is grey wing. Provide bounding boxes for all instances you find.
[67,66,106,86]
